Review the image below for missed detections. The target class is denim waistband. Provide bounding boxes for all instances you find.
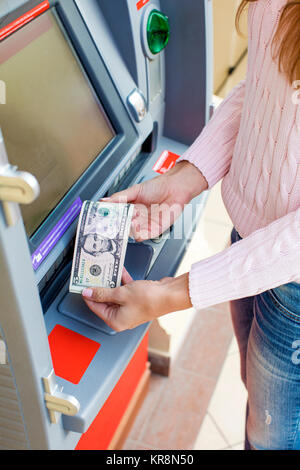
[231,227,242,244]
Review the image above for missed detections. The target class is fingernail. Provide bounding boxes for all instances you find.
[82,288,93,298]
[100,197,110,201]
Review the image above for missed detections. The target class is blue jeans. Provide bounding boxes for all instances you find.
[230,228,300,450]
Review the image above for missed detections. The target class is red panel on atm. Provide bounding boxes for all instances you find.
[48,325,100,385]
[76,333,149,450]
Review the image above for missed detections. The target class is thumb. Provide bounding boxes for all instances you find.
[104,184,140,203]
[122,267,134,285]
[82,286,122,304]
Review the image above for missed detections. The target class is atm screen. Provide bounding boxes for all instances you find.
[0,10,115,236]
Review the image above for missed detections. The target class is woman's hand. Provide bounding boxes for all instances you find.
[103,161,208,241]
[82,268,192,332]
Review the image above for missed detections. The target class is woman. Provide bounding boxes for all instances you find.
[82,0,300,450]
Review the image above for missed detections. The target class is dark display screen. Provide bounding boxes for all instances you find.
[0,10,115,236]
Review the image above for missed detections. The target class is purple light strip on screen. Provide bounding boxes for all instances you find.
[31,197,82,271]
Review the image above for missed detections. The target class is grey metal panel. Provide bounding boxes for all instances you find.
[0,0,26,16]
[44,297,150,433]
[161,0,213,145]
[0,211,84,450]
[58,293,118,335]
[95,0,138,84]
[0,213,54,449]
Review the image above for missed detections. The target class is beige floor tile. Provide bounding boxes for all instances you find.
[175,228,211,270]
[127,373,166,442]
[208,352,248,446]
[193,413,228,450]
[178,180,232,273]
[201,219,232,256]
[158,307,197,360]
[177,213,232,274]
[139,368,215,450]
[122,439,156,450]
[227,336,239,356]
[176,304,233,381]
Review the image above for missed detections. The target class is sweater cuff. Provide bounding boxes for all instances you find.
[188,249,233,310]
[176,153,227,189]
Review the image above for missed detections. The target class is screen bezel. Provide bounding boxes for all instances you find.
[20,3,138,258]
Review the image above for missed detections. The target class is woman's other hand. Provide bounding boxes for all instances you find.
[82,268,192,332]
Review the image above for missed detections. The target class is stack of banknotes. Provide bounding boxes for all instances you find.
[69,200,134,294]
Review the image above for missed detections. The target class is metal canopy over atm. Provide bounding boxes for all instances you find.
[0,0,213,450]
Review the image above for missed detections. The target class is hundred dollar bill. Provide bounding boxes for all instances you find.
[69,200,134,294]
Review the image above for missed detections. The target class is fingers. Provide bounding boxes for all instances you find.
[83,298,121,331]
[130,218,150,241]
[130,203,152,241]
[84,299,109,319]
[158,276,173,285]
[101,184,140,203]
[82,286,123,304]
[122,267,134,285]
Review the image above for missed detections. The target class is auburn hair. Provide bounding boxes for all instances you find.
[236,0,300,84]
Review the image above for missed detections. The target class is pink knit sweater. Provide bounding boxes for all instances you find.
[179,0,300,310]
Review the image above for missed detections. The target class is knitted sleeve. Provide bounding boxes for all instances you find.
[177,79,246,188]
[188,207,300,310]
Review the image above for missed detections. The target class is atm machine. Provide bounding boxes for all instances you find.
[0,0,213,450]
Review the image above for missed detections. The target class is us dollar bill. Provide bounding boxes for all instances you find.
[69,201,134,294]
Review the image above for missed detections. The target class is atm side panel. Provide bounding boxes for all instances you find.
[0,213,50,449]
[0,211,81,450]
